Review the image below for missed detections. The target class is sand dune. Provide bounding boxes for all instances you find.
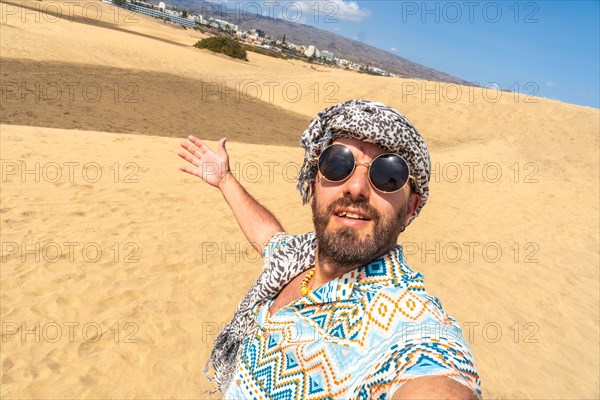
[0,58,311,146]
[1,1,599,398]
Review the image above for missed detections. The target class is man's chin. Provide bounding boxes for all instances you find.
[326,224,379,249]
[317,226,382,266]
[313,204,400,266]
[327,221,373,241]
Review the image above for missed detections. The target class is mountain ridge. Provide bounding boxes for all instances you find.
[166,0,473,85]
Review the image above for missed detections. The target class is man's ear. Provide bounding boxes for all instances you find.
[404,193,421,226]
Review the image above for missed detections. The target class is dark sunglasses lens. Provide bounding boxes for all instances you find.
[318,145,354,181]
[370,154,410,192]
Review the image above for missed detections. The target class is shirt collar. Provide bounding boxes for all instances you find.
[294,244,417,307]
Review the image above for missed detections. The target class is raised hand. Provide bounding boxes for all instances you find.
[178,135,231,189]
[178,135,284,253]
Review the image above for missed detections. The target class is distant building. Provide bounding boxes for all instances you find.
[158,2,165,11]
[365,66,388,76]
[320,50,334,61]
[102,0,196,28]
[248,29,266,40]
[305,45,320,58]
[211,18,237,31]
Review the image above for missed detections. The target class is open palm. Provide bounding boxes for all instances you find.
[178,135,230,188]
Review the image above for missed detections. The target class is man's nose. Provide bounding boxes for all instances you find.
[342,164,371,200]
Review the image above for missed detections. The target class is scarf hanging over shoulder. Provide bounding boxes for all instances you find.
[205,232,316,393]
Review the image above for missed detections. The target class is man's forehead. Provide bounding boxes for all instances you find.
[331,137,387,156]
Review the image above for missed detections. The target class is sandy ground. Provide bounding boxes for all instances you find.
[0,58,311,146]
[1,1,599,399]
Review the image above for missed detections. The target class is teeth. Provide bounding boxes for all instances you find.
[337,212,367,220]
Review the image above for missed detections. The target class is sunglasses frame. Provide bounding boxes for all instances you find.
[314,143,416,194]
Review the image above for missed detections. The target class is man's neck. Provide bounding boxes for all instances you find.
[311,242,397,290]
[312,258,357,289]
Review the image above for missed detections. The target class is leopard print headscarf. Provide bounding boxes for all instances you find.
[297,99,431,225]
[206,100,431,393]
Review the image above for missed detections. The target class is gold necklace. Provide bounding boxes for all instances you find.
[300,268,315,296]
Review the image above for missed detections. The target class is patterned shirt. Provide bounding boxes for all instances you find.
[224,233,481,399]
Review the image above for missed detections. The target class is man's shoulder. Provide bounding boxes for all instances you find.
[356,262,454,328]
[262,231,315,258]
[261,232,316,272]
[364,281,446,311]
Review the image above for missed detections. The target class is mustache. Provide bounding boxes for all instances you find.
[325,197,380,222]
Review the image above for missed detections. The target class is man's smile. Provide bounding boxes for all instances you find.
[332,207,373,227]
[334,208,372,220]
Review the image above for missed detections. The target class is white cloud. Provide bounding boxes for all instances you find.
[331,0,371,22]
[390,47,398,52]
[271,1,370,23]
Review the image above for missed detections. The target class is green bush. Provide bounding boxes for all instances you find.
[194,37,247,61]
[245,45,288,60]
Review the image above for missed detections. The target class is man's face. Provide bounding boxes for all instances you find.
[311,137,420,268]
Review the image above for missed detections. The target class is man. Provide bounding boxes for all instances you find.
[178,100,481,399]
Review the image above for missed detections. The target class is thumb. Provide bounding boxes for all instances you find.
[218,137,228,156]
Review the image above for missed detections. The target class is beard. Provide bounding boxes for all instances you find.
[311,193,409,270]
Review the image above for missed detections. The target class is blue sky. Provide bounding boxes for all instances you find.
[235,1,600,108]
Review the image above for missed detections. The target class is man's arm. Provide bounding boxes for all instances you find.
[178,135,284,253]
[392,376,480,400]
[218,171,284,253]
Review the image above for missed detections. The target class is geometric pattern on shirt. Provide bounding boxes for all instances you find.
[225,234,481,399]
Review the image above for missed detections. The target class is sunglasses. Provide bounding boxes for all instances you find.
[316,144,415,193]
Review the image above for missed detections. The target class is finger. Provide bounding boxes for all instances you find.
[180,141,204,159]
[182,136,205,155]
[178,151,201,167]
[179,165,200,177]
[188,135,212,154]
[218,137,228,157]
